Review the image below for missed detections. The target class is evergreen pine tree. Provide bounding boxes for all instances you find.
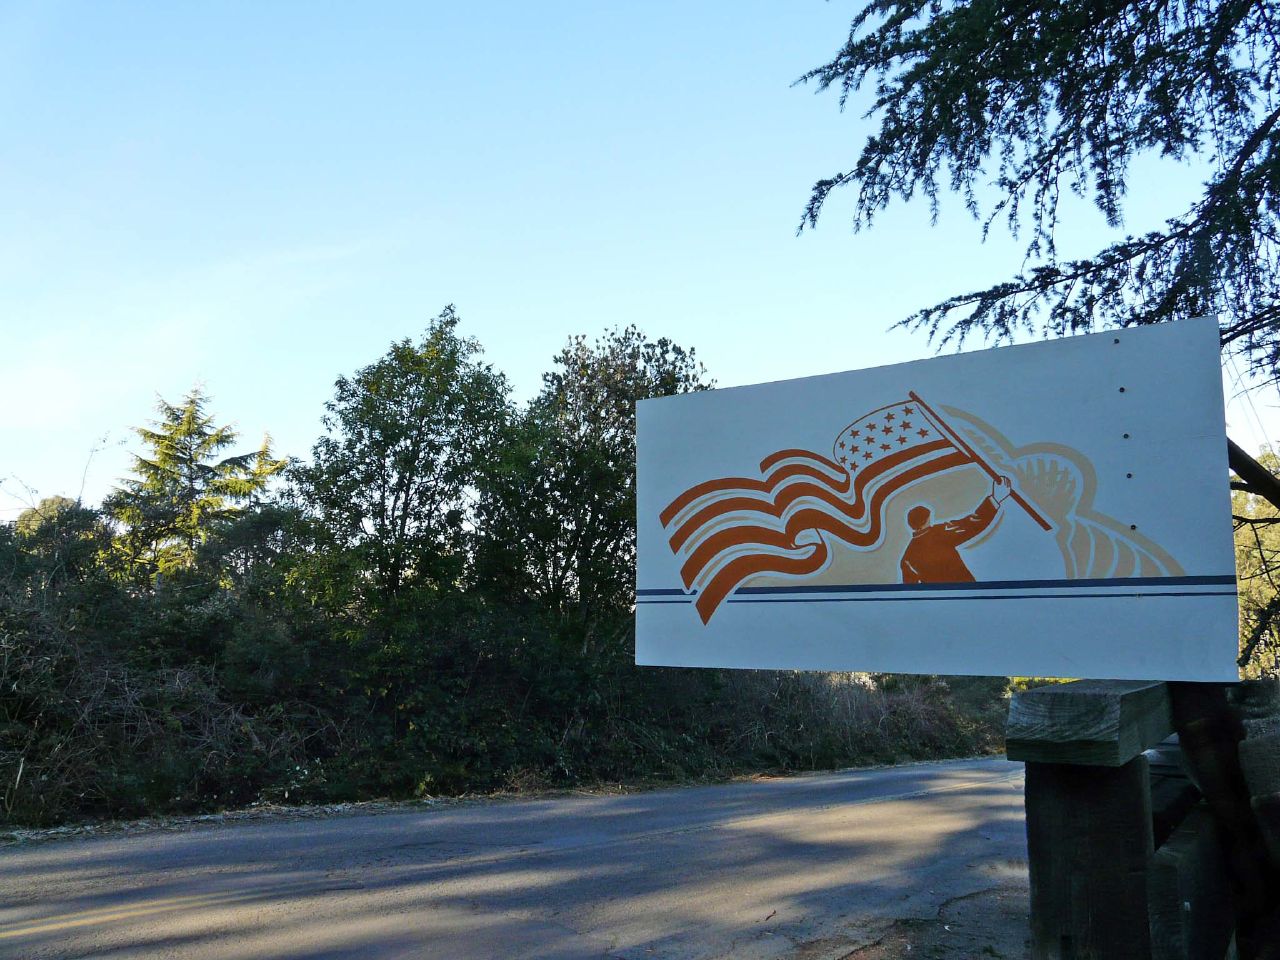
[800,0,1280,380]
[106,389,286,578]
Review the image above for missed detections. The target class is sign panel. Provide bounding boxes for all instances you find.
[636,318,1238,681]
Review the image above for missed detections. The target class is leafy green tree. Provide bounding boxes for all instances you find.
[1234,452,1280,678]
[284,309,512,788]
[477,326,711,640]
[14,497,108,590]
[800,0,1280,379]
[0,319,1014,823]
[106,389,286,579]
[292,306,510,612]
[14,496,78,539]
[801,2,1280,677]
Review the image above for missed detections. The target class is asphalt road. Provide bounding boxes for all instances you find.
[0,758,1028,960]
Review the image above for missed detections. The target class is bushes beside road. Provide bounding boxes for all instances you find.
[0,550,1003,825]
[2,315,1007,826]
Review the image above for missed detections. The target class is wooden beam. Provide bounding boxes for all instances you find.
[1170,682,1279,958]
[1007,680,1174,767]
[1147,807,1234,960]
[1229,438,1280,512]
[1240,734,1280,872]
[1026,756,1155,959]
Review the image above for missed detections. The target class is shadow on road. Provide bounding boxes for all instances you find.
[0,759,1028,960]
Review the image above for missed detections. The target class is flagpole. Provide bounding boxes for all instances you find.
[907,391,1053,532]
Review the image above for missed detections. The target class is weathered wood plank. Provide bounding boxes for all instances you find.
[1252,794,1280,879]
[1008,680,1174,767]
[1240,734,1280,875]
[1026,755,1155,959]
[1151,775,1201,852]
[1147,806,1234,960]
[1226,678,1280,723]
[1239,733,1280,799]
[1146,736,1201,849]
[1168,681,1278,959]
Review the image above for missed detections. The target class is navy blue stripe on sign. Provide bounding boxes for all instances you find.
[721,590,1238,605]
[636,590,1237,606]
[635,575,1235,599]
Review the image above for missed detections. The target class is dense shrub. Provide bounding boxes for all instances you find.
[0,321,1009,827]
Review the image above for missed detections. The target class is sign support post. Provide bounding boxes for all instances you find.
[1006,680,1280,960]
[1008,681,1171,958]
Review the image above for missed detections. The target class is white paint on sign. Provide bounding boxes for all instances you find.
[635,317,1238,681]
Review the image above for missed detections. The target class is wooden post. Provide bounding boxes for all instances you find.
[1009,680,1175,960]
[1023,757,1155,959]
[1168,682,1280,959]
[1147,808,1234,960]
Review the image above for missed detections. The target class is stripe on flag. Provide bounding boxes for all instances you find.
[660,400,973,623]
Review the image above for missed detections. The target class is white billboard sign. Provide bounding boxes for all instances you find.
[635,318,1238,681]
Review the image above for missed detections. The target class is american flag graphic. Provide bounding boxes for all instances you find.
[659,395,977,623]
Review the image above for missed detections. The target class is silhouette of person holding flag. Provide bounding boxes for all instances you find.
[900,475,1014,584]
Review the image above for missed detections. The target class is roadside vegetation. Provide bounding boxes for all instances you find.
[1234,456,1280,679]
[1,313,1008,827]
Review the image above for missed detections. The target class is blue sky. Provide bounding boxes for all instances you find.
[0,1,1268,518]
